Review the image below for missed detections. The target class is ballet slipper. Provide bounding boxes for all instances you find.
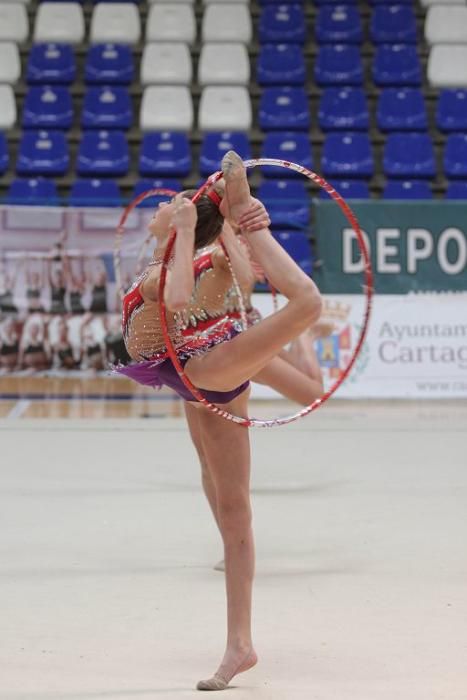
[197,649,258,691]
[213,559,225,572]
[221,151,251,225]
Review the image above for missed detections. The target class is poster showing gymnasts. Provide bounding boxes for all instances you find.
[0,205,150,375]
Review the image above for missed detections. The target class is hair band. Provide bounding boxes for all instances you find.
[205,189,222,208]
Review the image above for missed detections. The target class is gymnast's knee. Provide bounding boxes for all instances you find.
[299,283,323,325]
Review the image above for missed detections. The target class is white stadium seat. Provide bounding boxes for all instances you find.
[140,86,194,131]
[420,0,465,6]
[202,4,252,43]
[0,84,17,129]
[428,45,467,87]
[0,42,21,83]
[198,43,250,85]
[90,4,141,44]
[198,86,252,131]
[141,43,192,85]
[425,6,467,44]
[203,0,248,3]
[35,3,84,44]
[149,0,194,3]
[146,4,196,44]
[0,3,29,42]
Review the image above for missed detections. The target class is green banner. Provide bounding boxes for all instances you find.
[312,200,467,294]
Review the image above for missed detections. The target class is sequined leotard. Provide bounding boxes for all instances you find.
[115,246,248,403]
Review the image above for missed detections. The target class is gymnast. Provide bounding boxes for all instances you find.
[116,151,322,691]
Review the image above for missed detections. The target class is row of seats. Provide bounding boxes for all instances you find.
[2,130,467,179]
[1,41,438,88]
[3,176,467,209]
[8,42,467,86]
[2,41,466,91]
[0,3,252,45]
[4,84,467,133]
[3,3,466,48]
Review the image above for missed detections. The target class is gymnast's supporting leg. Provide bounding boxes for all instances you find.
[184,401,220,531]
[195,388,258,691]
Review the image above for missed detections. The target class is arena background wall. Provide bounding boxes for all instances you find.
[1,201,466,399]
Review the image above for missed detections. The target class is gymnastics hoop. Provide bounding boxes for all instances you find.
[114,188,179,301]
[158,158,374,428]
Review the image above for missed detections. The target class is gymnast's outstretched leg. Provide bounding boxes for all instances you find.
[185,153,322,394]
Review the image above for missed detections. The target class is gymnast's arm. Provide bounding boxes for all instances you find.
[141,196,197,311]
[213,221,256,291]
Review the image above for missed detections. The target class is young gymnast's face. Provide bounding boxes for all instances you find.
[148,197,179,237]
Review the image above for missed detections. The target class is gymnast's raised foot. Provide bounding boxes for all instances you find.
[196,646,258,691]
[221,150,252,225]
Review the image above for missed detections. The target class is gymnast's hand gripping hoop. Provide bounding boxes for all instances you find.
[158,158,374,428]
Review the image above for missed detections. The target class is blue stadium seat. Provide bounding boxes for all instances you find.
[26,44,76,85]
[315,5,362,44]
[313,0,358,4]
[76,131,129,177]
[84,44,134,85]
[259,5,306,43]
[377,89,427,131]
[22,86,73,129]
[81,87,132,129]
[370,0,413,4]
[321,133,374,177]
[132,178,182,208]
[259,87,310,130]
[444,134,467,178]
[383,180,432,199]
[69,179,122,207]
[256,44,306,86]
[370,5,417,44]
[17,130,69,176]
[272,231,313,275]
[199,132,251,177]
[436,90,467,132]
[6,178,60,205]
[319,179,370,199]
[257,179,310,229]
[445,181,467,199]
[260,132,313,177]
[318,88,369,130]
[373,45,421,86]
[139,132,191,177]
[383,133,436,178]
[0,133,9,175]
[315,45,363,86]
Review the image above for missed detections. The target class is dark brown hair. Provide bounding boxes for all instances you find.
[182,190,224,249]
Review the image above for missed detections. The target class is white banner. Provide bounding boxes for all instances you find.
[250,292,467,399]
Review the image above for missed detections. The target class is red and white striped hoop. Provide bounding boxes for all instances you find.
[158,158,374,428]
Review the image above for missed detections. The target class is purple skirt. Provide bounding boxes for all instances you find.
[115,356,248,403]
